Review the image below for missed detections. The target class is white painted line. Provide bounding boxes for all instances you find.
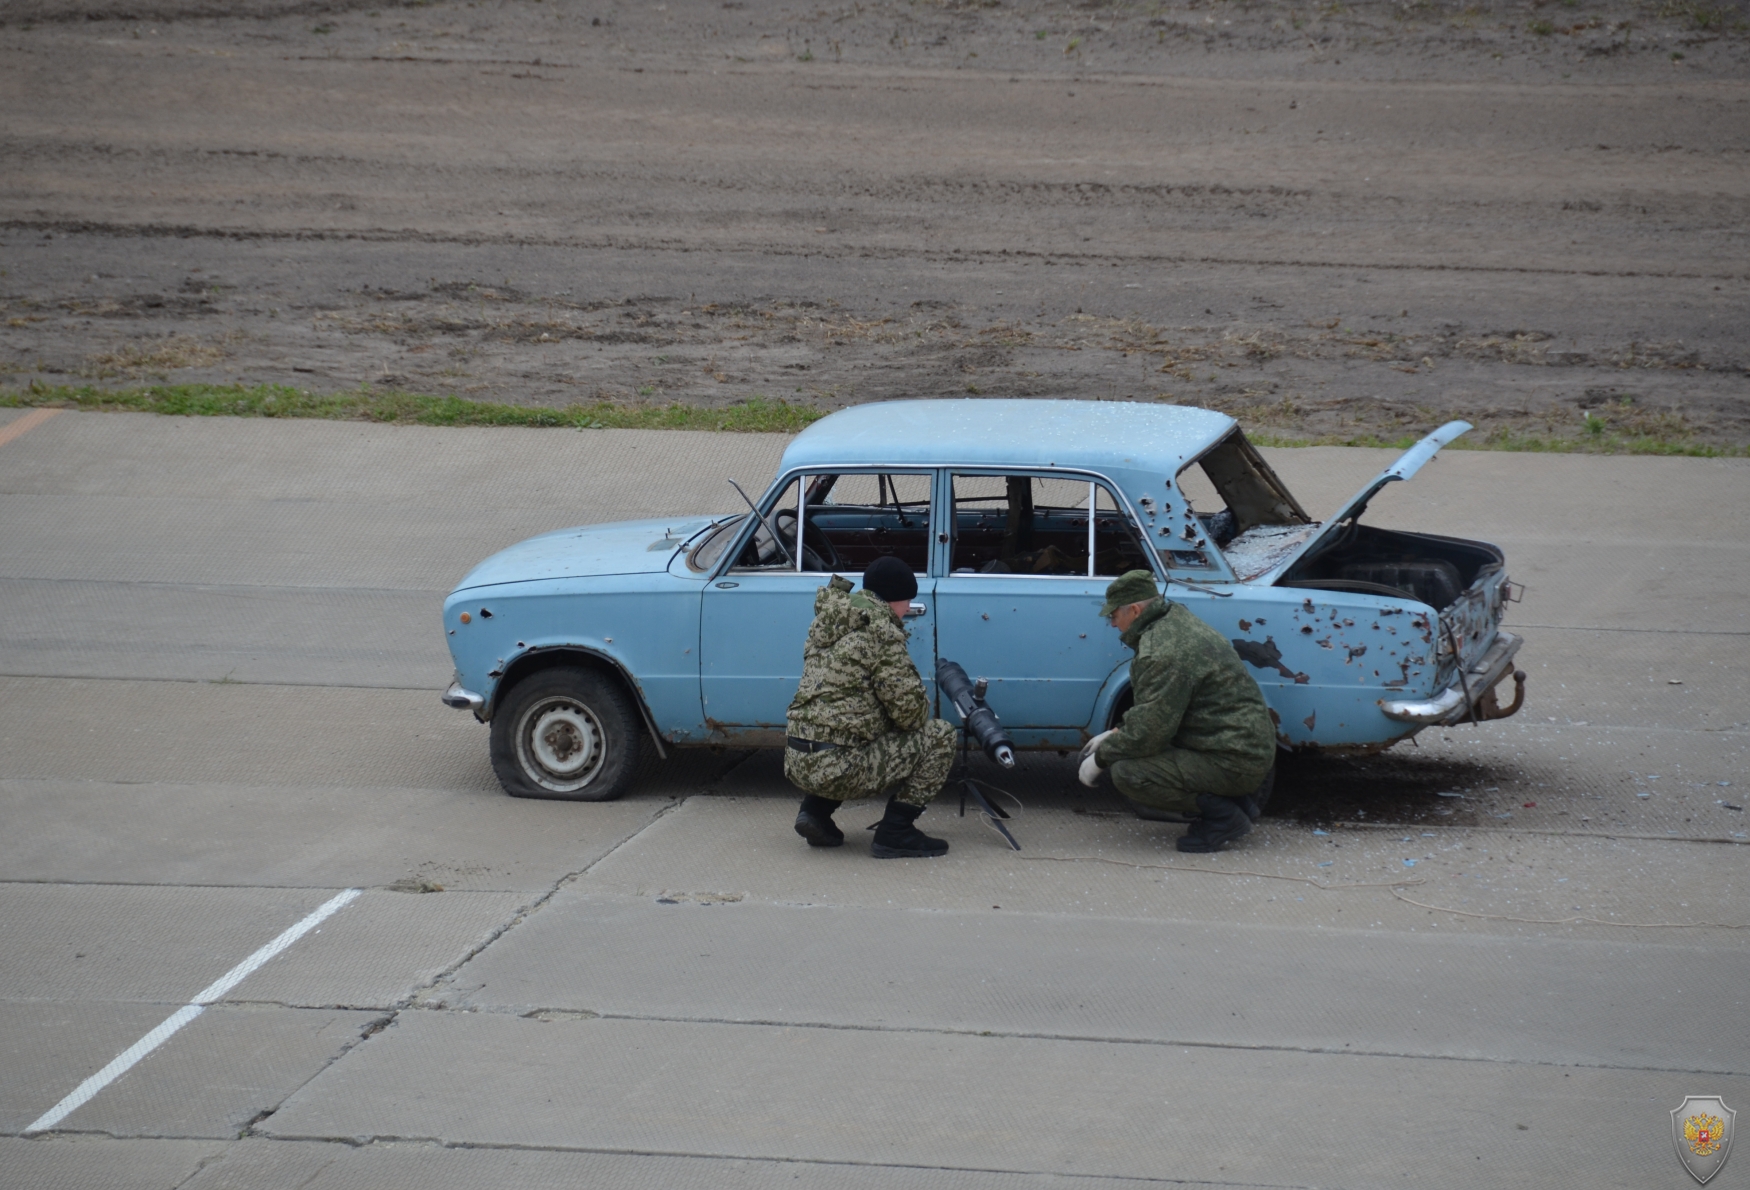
[192,888,360,1005]
[23,1005,207,1135]
[24,888,361,1134]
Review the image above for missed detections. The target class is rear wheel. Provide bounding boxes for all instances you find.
[490,667,641,801]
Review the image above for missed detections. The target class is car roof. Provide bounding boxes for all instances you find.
[780,399,1237,475]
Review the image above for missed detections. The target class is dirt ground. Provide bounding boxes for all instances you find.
[2,0,1746,448]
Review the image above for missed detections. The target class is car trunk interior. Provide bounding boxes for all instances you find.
[1279,524,1503,611]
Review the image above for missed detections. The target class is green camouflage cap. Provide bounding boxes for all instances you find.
[1098,569,1159,618]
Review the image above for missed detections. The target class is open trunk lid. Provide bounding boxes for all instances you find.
[1252,420,1473,585]
[1264,419,1515,683]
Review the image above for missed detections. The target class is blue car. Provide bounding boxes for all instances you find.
[442,400,1526,800]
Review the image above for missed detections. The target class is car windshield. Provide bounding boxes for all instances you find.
[686,515,746,572]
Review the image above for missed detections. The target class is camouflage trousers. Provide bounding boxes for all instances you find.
[784,719,958,808]
[1109,746,1273,817]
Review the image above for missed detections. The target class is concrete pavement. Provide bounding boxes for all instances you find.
[0,408,1746,1189]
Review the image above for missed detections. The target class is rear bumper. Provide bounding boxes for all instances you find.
[1380,631,1526,726]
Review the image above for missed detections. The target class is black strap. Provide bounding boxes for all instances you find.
[787,736,838,754]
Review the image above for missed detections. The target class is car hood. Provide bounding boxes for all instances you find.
[1250,420,1473,582]
[451,516,719,591]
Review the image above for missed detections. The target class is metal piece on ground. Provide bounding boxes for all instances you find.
[960,778,1021,851]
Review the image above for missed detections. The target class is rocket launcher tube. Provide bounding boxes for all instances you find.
[937,659,1016,768]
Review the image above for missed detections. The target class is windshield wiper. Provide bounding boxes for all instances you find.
[727,479,796,568]
[1164,575,1233,598]
[879,474,912,527]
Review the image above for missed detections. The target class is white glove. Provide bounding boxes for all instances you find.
[1078,751,1105,788]
[1080,729,1115,762]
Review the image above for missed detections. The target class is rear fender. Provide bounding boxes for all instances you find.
[1086,663,1134,740]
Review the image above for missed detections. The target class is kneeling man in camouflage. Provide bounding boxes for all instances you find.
[785,556,959,858]
[1079,570,1277,853]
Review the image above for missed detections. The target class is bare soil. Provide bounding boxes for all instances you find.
[2,0,1746,448]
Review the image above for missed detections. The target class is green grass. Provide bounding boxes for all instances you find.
[1246,427,1744,457]
[0,383,824,433]
[4,383,1738,454]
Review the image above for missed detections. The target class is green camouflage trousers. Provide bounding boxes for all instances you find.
[1109,746,1273,816]
[784,719,957,807]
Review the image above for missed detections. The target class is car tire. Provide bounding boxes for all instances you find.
[490,667,642,801]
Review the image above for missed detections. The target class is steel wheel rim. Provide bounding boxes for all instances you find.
[516,696,607,792]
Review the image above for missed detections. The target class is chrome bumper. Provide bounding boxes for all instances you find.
[441,681,485,714]
[1380,631,1526,726]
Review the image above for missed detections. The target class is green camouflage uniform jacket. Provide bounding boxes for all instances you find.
[786,575,929,746]
[1095,596,1277,773]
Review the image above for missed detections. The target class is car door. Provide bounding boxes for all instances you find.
[699,470,937,740]
[932,471,1155,747]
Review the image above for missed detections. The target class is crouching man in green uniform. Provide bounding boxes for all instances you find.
[1079,570,1277,853]
[785,556,958,858]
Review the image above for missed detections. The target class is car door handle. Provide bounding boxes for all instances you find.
[907,602,928,618]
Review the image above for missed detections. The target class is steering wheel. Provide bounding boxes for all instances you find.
[773,510,842,572]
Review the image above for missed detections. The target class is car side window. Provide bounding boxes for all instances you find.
[804,472,933,574]
[950,473,1149,577]
[1091,483,1154,577]
[725,473,935,575]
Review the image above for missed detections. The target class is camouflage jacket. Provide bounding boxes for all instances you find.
[786,575,928,746]
[1095,596,1277,772]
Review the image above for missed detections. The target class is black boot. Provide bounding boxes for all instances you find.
[1176,793,1253,853]
[794,795,844,848]
[870,797,949,859]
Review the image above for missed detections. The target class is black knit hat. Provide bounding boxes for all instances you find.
[862,556,918,603]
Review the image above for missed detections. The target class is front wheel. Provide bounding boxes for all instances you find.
[490,667,641,801]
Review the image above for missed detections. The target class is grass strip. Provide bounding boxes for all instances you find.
[1245,428,1744,458]
[1,383,1740,455]
[0,383,825,433]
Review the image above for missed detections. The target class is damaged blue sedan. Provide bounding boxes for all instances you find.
[441,400,1527,800]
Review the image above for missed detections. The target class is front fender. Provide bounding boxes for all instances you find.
[442,576,706,745]
[490,642,669,759]
[486,638,641,715]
